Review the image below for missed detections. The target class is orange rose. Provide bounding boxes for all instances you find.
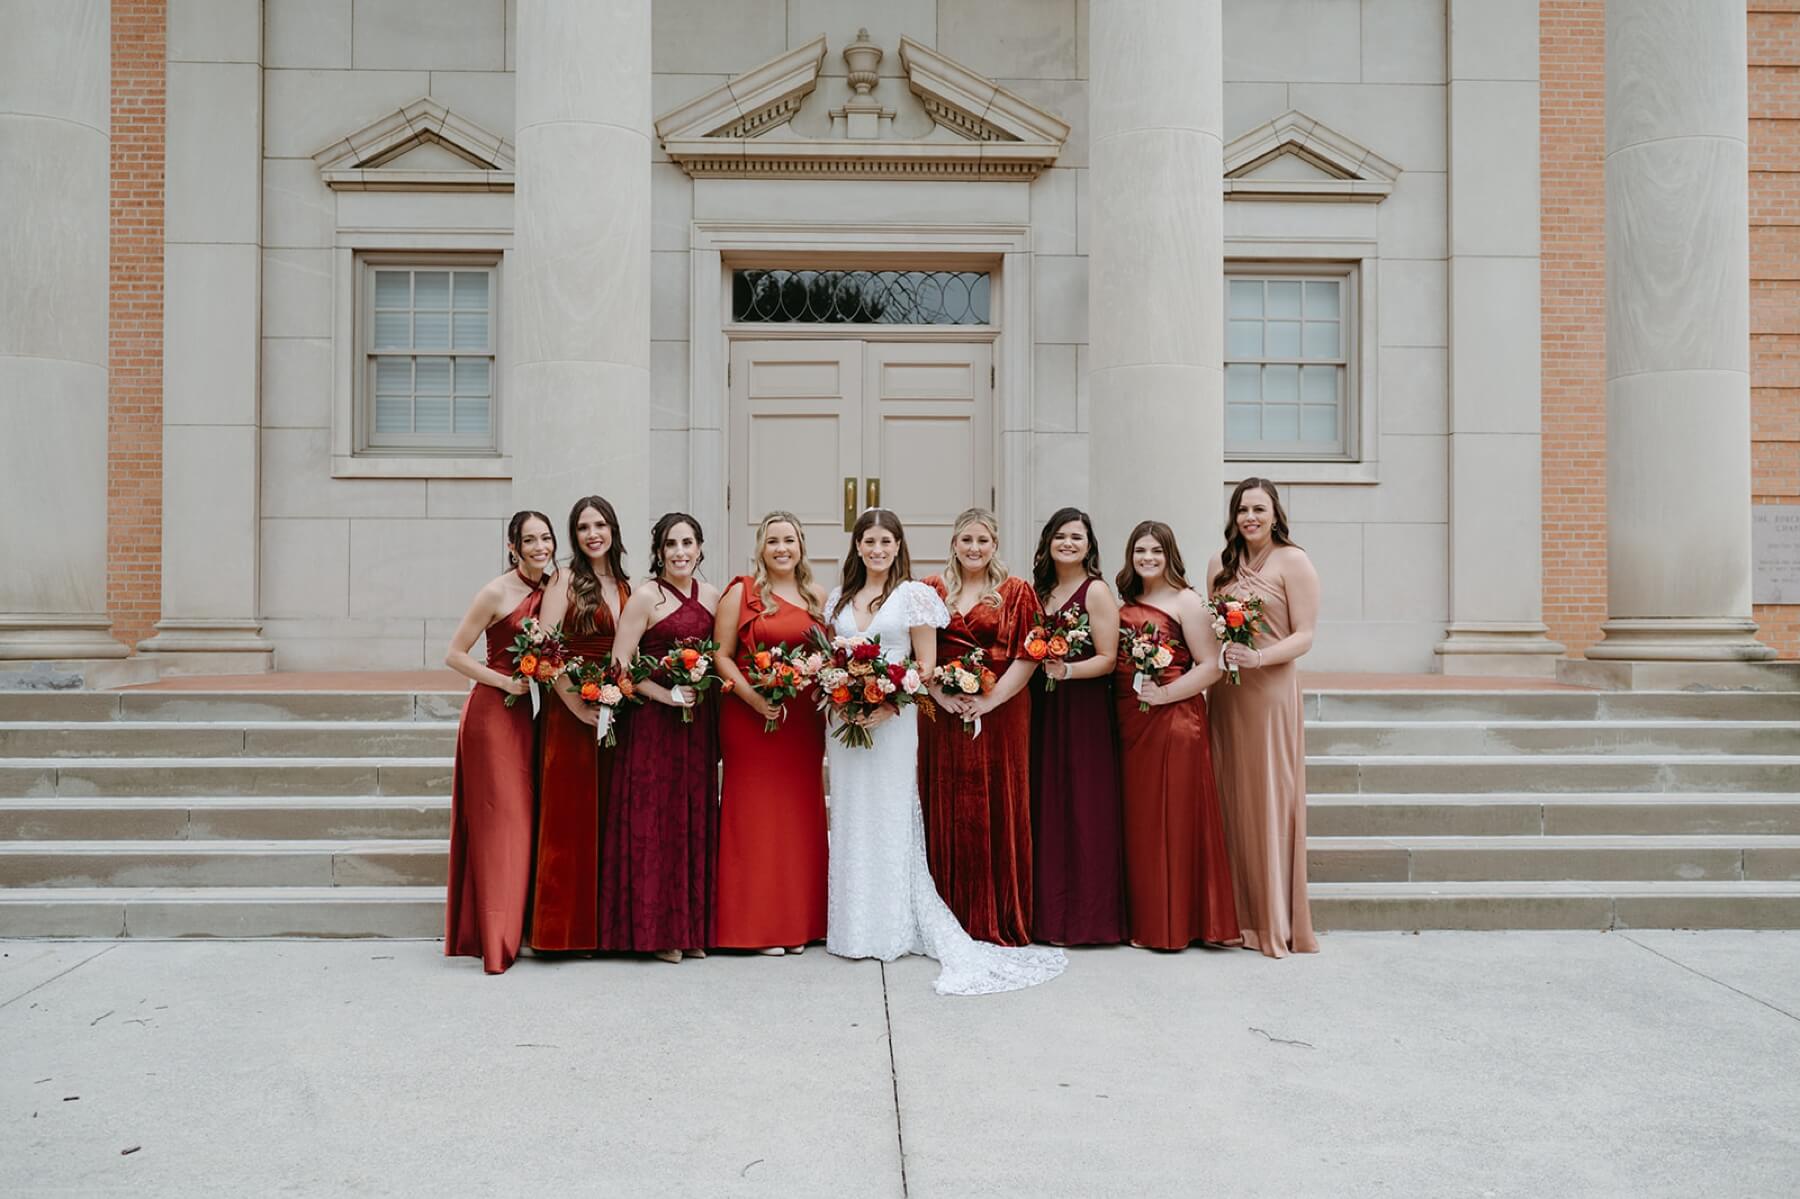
[1024,638,1049,660]
[618,676,637,698]
[1225,609,1246,630]
[831,685,852,705]
[518,652,539,676]
[862,679,885,704]
[979,668,997,691]
[1047,636,1069,657]
[535,659,559,682]
[753,650,772,670]
[580,681,601,702]
[680,648,701,667]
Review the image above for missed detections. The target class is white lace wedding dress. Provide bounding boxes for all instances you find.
[824,580,1066,996]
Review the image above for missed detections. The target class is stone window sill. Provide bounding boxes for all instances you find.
[331,454,512,481]
[1227,460,1378,485]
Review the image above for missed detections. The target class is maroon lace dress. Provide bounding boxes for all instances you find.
[598,579,719,951]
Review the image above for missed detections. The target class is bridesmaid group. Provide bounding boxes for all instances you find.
[442,478,1319,974]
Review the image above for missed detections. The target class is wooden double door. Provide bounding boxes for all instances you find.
[727,338,994,584]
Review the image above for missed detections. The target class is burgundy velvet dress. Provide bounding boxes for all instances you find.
[1114,600,1240,949]
[598,579,718,952]
[445,576,544,974]
[918,575,1042,947]
[530,579,628,952]
[1029,577,1127,945]
[714,577,829,949]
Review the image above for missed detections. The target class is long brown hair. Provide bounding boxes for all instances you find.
[831,509,912,623]
[751,510,824,621]
[1115,519,1190,602]
[941,507,1007,612]
[1031,507,1102,603]
[1213,477,1298,593]
[564,495,627,635]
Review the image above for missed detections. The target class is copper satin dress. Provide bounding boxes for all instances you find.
[1029,577,1127,945]
[713,577,829,949]
[1208,559,1319,957]
[445,576,544,974]
[529,579,628,951]
[918,575,1043,947]
[1113,600,1240,949]
[598,579,718,952]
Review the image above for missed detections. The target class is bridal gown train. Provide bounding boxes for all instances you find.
[824,580,1066,996]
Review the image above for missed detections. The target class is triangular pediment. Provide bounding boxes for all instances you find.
[655,33,1068,181]
[312,98,514,192]
[1223,110,1399,202]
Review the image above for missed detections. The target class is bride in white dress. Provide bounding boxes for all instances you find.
[824,509,1065,996]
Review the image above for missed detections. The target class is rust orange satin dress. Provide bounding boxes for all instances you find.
[1113,600,1240,949]
[714,577,829,949]
[445,575,544,974]
[530,579,628,951]
[918,575,1042,947]
[1209,558,1319,957]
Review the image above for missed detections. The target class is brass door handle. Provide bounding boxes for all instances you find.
[843,477,857,532]
[865,477,880,510]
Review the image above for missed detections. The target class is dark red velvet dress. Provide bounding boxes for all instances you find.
[918,575,1042,947]
[530,580,628,951]
[1029,577,1127,945]
[1114,600,1240,949]
[445,578,544,974]
[598,579,718,952]
[714,577,828,949]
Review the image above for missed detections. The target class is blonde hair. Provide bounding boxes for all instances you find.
[942,507,1008,611]
[751,510,824,621]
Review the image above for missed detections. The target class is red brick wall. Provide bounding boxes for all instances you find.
[1539,0,1609,656]
[1752,3,1800,657]
[108,0,164,649]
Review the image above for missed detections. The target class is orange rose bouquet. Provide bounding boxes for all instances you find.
[930,647,995,737]
[630,636,722,724]
[744,641,825,734]
[1024,605,1093,692]
[1122,621,1175,713]
[504,618,570,713]
[1205,594,1269,685]
[565,655,633,747]
[809,627,932,750]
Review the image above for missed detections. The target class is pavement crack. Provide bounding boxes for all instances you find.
[1249,1026,1315,1049]
[1620,933,1800,1026]
[879,961,909,1198]
[0,944,120,1012]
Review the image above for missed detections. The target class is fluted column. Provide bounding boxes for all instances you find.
[0,1,130,670]
[1087,0,1223,558]
[1591,0,1773,662]
[512,0,652,543]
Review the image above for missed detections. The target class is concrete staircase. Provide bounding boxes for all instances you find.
[0,686,1797,937]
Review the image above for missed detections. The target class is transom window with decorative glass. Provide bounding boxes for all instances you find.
[361,260,497,453]
[1225,270,1355,460]
[732,269,991,325]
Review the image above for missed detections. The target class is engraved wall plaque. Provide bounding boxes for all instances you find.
[1752,506,1800,605]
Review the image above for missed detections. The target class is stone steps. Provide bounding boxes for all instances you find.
[1310,881,1800,931]
[0,839,446,888]
[0,796,450,840]
[0,721,457,758]
[0,886,444,938]
[0,691,465,722]
[1304,720,1799,756]
[0,758,452,798]
[1310,690,1800,722]
[1306,793,1800,836]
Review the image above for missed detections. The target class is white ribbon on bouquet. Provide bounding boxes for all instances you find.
[594,705,613,744]
[528,677,541,717]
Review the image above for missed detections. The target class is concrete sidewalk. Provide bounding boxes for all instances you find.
[2,933,1797,1197]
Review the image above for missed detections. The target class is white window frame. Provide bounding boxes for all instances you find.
[1224,262,1358,463]
[330,230,512,480]
[357,254,499,455]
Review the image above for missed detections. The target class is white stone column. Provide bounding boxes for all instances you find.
[1589,0,1773,663]
[1086,0,1223,560]
[137,0,273,673]
[1436,0,1565,675]
[0,0,133,678]
[512,0,652,544]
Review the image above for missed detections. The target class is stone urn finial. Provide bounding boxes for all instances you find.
[844,28,882,97]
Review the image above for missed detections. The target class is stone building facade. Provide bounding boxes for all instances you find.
[1,0,1793,680]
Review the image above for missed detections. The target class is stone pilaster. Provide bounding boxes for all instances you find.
[137,0,273,674]
[1587,0,1774,667]
[0,0,142,686]
[1437,0,1566,675]
[1086,0,1223,560]
[511,0,652,544]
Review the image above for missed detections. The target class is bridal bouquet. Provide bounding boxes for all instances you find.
[1023,605,1093,692]
[931,647,995,737]
[505,618,570,713]
[565,655,633,746]
[744,642,824,734]
[1122,621,1175,713]
[1206,594,1269,685]
[809,628,932,750]
[630,636,722,724]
